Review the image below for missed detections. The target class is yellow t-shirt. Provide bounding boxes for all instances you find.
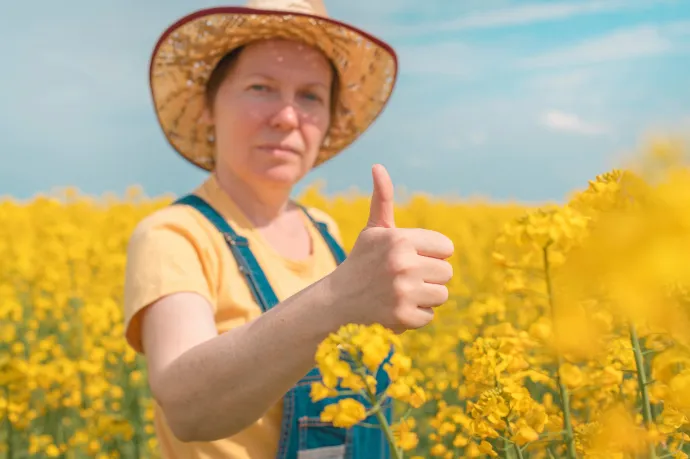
[123,174,343,459]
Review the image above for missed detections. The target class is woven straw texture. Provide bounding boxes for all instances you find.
[150,6,398,171]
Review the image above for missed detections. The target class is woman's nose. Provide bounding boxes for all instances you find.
[269,100,300,131]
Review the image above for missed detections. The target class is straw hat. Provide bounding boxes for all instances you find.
[148,0,399,172]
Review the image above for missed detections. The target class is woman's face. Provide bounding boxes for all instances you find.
[208,39,334,189]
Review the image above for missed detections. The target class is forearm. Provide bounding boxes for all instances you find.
[155,275,342,442]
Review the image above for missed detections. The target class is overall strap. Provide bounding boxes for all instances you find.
[173,194,279,312]
[297,205,347,265]
[172,195,347,312]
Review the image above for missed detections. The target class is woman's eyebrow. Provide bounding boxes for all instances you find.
[244,73,329,89]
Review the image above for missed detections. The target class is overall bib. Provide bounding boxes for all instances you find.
[174,195,393,459]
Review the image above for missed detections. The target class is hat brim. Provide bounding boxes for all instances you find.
[149,6,399,172]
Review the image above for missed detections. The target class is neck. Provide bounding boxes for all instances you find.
[213,168,293,227]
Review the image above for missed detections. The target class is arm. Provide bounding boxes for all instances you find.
[128,166,454,443]
[141,275,341,443]
[122,209,344,442]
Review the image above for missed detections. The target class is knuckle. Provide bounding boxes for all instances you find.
[387,230,410,250]
[433,233,454,257]
[438,285,449,303]
[413,310,434,329]
[427,285,448,306]
[443,260,454,281]
[444,237,455,255]
[386,253,411,275]
[391,277,411,301]
[392,307,406,324]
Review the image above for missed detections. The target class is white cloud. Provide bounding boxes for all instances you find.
[523,68,614,109]
[365,0,666,38]
[541,110,608,135]
[520,22,687,68]
[383,14,689,82]
[666,20,690,36]
[434,0,632,31]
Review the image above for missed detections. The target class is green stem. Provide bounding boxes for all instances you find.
[629,323,657,459]
[543,246,578,459]
[503,436,525,459]
[359,369,403,459]
[514,442,525,459]
[502,437,511,459]
[373,406,403,459]
[132,390,142,459]
[6,420,12,459]
[5,385,13,459]
[504,424,525,459]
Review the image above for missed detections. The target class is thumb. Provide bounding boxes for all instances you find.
[366,164,396,229]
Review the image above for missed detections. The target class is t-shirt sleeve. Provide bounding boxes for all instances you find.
[123,208,218,354]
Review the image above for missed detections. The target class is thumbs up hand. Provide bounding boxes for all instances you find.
[327,164,455,334]
[366,164,396,229]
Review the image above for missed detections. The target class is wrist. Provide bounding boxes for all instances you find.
[311,272,350,337]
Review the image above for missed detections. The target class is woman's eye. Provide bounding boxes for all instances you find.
[249,84,269,92]
[302,92,323,103]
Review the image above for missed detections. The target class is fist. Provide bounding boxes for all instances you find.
[330,165,454,333]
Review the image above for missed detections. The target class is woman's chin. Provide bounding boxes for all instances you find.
[254,165,305,187]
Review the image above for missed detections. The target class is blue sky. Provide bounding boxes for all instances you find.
[1,0,689,203]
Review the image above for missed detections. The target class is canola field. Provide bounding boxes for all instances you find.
[2,139,690,458]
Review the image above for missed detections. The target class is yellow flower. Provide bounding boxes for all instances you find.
[438,421,455,436]
[453,434,469,447]
[386,379,427,408]
[513,425,539,445]
[430,443,447,456]
[393,418,419,451]
[658,407,689,434]
[408,385,427,408]
[5,138,690,458]
[309,382,337,402]
[387,380,410,400]
[559,363,584,389]
[315,323,402,393]
[669,371,690,410]
[384,352,412,380]
[320,398,367,428]
[359,333,390,372]
[478,440,498,457]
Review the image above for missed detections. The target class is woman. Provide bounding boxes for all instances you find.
[123,1,454,458]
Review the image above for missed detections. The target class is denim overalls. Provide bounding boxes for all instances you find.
[174,195,393,459]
